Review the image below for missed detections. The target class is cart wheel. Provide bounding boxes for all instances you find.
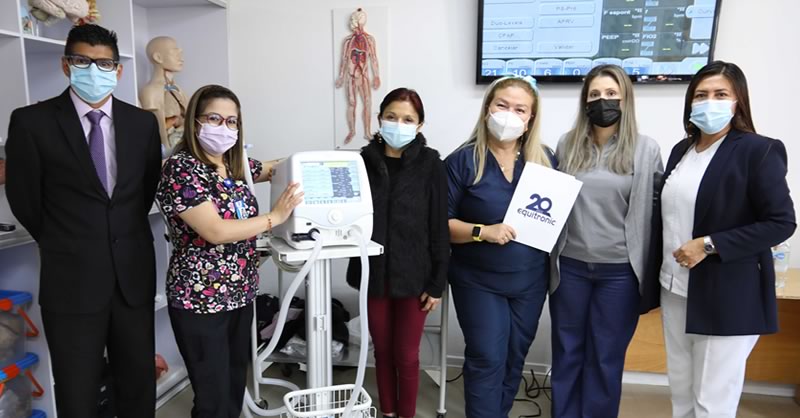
[280,363,294,377]
[436,413,446,418]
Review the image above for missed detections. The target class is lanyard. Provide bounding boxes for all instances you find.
[223,177,249,219]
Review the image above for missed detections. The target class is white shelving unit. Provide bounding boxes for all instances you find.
[0,1,231,416]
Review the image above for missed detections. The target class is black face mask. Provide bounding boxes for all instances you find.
[585,99,622,128]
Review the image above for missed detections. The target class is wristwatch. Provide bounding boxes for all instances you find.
[472,224,484,242]
[703,236,717,255]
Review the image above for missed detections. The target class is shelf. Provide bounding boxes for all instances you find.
[22,35,65,46]
[0,228,34,250]
[133,0,227,8]
[23,35,65,55]
[0,29,19,38]
[21,35,133,59]
[268,238,383,263]
[262,328,445,371]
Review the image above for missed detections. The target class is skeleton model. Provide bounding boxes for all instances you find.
[335,8,381,144]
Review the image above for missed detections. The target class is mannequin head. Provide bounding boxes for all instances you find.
[350,8,367,30]
[145,36,184,73]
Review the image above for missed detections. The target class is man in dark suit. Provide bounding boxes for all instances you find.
[5,24,161,418]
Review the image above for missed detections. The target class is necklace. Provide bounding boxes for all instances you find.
[496,150,521,171]
[489,140,522,171]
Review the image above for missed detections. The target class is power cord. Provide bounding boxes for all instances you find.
[541,368,552,401]
[513,368,552,418]
[512,398,542,418]
[446,371,463,383]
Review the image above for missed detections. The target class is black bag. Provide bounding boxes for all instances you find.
[257,296,305,350]
[331,298,351,348]
[255,293,280,344]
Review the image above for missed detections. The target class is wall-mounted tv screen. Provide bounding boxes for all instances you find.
[478,0,723,83]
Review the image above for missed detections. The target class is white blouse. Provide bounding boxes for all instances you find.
[659,137,726,297]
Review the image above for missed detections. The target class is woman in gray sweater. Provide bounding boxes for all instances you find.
[549,64,663,418]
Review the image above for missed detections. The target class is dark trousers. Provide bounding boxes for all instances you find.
[41,285,155,418]
[549,257,640,418]
[450,264,548,418]
[367,295,429,417]
[169,303,253,418]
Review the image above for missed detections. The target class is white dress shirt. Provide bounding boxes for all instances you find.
[70,89,117,195]
[660,137,726,297]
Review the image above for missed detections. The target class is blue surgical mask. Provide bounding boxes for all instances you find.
[69,64,117,104]
[380,120,418,149]
[689,99,736,135]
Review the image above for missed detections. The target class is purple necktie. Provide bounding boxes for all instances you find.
[86,111,108,193]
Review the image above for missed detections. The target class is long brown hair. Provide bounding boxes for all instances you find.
[174,84,246,180]
[683,61,756,140]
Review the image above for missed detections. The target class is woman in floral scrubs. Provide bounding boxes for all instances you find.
[156,85,301,418]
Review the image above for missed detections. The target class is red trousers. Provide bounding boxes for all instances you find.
[367,296,428,417]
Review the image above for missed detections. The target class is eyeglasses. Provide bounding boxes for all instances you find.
[198,113,239,130]
[65,55,119,72]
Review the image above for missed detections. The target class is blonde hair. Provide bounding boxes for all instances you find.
[560,64,637,175]
[173,85,246,180]
[459,77,551,184]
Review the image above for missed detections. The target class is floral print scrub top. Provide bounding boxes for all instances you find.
[156,150,264,314]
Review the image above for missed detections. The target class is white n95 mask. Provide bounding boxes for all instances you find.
[487,111,526,141]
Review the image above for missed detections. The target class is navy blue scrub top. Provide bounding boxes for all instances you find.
[445,144,554,273]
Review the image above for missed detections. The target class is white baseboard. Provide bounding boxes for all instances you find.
[447,356,797,398]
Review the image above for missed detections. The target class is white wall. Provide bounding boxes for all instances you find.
[229,0,799,368]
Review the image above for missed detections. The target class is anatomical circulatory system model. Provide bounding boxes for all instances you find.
[336,8,381,144]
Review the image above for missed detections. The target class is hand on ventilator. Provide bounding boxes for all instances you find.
[481,223,517,246]
[268,182,303,227]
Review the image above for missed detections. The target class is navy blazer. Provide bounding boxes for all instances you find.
[646,129,796,335]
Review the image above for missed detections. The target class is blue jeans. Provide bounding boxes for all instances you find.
[450,261,548,418]
[549,257,640,418]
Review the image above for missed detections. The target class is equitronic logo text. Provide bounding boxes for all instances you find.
[517,193,557,225]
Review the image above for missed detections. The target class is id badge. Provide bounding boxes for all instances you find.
[234,199,249,219]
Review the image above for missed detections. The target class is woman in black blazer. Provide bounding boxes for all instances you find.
[652,61,795,418]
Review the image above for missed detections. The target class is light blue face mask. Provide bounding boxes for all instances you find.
[69,64,118,104]
[689,99,736,135]
[379,120,418,149]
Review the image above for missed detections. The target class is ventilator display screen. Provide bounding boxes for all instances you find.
[478,0,722,83]
[301,161,362,205]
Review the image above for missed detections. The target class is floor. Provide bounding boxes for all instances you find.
[156,366,800,417]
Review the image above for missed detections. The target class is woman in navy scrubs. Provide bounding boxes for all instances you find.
[445,75,555,418]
